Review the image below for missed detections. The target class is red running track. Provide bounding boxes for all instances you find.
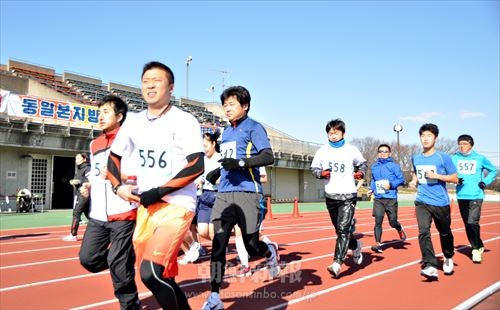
[1,203,499,309]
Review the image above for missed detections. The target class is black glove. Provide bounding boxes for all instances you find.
[140,187,163,207]
[478,181,486,190]
[206,168,221,185]
[219,158,241,170]
[458,178,464,185]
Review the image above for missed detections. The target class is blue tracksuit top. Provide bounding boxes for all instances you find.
[369,157,405,199]
[452,150,497,200]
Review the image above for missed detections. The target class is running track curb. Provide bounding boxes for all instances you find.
[452,281,499,310]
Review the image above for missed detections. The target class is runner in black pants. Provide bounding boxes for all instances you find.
[62,153,90,241]
[78,95,140,309]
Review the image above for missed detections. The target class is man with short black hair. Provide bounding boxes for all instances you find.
[452,134,497,263]
[202,86,279,310]
[108,61,204,309]
[409,123,458,279]
[368,144,406,253]
[79,94,141,309]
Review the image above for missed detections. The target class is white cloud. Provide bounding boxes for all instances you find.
[459,111,485,120]
[401,112,441,122]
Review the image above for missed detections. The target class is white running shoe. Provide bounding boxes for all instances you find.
[327,262,342,278]
[443,258,454,275]
[62,234,78,241]
[201,292,224,310]
[352,240,363,265]
[266,242,280,278]
[178,243,201,264]
[420,266,439,279]
[472,248,483,263]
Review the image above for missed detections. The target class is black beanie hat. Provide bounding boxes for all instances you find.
[457,134,474,146]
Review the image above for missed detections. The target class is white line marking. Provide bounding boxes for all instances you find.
[452,281,500,310]
[265,237,500,310]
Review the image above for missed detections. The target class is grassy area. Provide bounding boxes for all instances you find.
[269,200,415,214]
[0,201,419,231]
[0,210,73,230]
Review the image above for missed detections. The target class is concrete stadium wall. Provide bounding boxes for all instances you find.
[0,150,31,198]
[301,169,324,201]
[0,73,29,94]
[272,168,299,201]
[27,79,73,102]
[0,74,76,102]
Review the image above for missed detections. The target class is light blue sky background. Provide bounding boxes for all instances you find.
[1,1,499,165]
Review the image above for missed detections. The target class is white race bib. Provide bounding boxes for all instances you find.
[220,141,237,159]
[375,180,389,194]
[415,165,438,185]
[456,159,477,175]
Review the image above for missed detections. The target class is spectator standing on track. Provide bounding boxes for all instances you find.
[409,123,458,280]
[108,61,204,309]
[367,144,406,253]
[452,134,497,263]
[311,118,367,278]
[78,95,141,309]
[202,86,279,310]
[62,153,90,241]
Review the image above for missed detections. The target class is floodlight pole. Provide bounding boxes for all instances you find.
[186,56,193,98]
[393,124,403,164]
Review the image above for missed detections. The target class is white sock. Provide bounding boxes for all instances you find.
[190,241,200,252]
[261,235,272,244]
[235,236,249,266]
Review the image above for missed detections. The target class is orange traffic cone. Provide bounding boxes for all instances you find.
[265,196,273,220]
[292,197,300,218]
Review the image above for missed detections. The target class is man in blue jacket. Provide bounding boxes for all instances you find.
[368,144,406,253]
[452,134,497,263]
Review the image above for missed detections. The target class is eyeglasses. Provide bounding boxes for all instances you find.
[378,150,390,154]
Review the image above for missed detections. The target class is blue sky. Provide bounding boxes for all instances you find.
[1,1,499,165]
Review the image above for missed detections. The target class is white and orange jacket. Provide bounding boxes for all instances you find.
[88,127,137,222]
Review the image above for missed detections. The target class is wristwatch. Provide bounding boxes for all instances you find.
[238,159,245,168]
[112,184,121,194]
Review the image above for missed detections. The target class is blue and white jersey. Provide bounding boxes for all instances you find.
[218,116,271,193]
[452,150,497,200]
[412,151,457,207]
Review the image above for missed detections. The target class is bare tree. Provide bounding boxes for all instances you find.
[436,137,458,155]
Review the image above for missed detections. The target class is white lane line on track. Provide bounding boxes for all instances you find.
[0,257,78,270]
[0,271,110,292]
[70,235,500,310]
[0,245,80,255]
[1,217,498,268]
[264,236,500,310]
[452,281,500,310]
[1,205,496,245]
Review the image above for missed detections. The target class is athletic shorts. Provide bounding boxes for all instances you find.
[372,198,398,217]
[211,191,261,234]
[133,202,194,278]
[196,190,216,224]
